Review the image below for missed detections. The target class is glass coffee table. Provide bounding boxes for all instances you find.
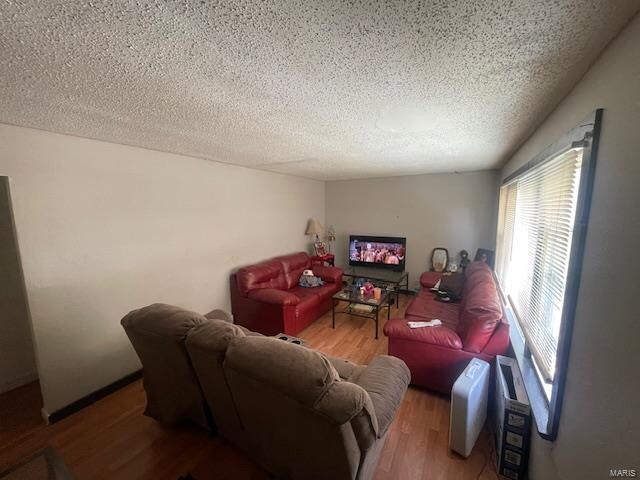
[332,288,391,339]
[341,266,409,310]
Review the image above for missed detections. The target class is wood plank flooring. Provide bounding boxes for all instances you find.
[0,295,498,479]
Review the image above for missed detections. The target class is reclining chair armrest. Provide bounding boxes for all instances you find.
[327,356,363,381]
[204,308,233,323]
[247,288,300,306]
[312,265,343,284]
[353,355,410,437]
[383,319,463,349]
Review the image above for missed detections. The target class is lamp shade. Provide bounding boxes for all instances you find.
[305,218,324,235]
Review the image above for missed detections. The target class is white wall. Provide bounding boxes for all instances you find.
[0,124,325,415]
[326,171,498,287]
[0,177,38,393]
[501,14,640,480]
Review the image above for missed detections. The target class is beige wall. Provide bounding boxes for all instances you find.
[0,177,38,393]
[501,14,640,480]
[0,124,325,415]
[326,171,499,287]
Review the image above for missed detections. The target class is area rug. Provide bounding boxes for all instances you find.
[0,448,74,480]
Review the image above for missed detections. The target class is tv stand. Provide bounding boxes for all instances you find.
[341,266,410,309]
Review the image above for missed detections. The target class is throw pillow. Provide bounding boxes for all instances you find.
[299,274,325,288]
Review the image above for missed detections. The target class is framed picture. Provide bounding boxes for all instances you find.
[314,241,327,256]
[474,248,495,269]
[431,247,449,272]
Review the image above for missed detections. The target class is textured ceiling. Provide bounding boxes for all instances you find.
[0,1,638,180]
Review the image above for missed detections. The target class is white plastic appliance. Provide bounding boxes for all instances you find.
[449,358,490,457]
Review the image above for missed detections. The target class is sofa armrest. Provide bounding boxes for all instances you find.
[419,271,442,288]
[383,318,463,349]
[312,265,342,284]
[247,288,300,306]
[353,355,410,436]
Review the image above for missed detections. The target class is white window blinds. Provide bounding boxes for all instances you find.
[496,148,583,382]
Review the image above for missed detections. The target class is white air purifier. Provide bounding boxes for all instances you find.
[449,358,490,457]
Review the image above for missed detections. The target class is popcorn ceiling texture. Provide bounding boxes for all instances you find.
[0,1,638,180]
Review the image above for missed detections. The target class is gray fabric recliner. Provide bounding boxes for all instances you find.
[122,304,410,480]
[186,320,410,480]
[120,303,230,430]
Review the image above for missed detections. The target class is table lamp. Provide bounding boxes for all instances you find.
[305,218,323,242]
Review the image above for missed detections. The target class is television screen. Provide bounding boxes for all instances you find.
[348,235,406,271]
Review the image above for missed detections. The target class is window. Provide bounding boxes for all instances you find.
[495,109,602,440]
[497,148,582,386]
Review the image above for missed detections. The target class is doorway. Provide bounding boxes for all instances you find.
[0,176,43,428]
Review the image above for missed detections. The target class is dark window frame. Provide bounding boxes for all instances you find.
[498,109,602,440]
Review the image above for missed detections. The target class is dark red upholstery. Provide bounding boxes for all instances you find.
[231,252,343,336]
[419,271,442,289]
[312,264,342,285]
[247,288,300,305]
[237,260,286,295]
[273,252,310,290]
[384,262,509,394]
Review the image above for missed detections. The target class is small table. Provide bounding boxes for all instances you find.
[332,288,391,339]
[310,253,335,266]
[341,266,409,310]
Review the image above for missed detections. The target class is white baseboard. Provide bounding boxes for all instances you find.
[0,371,38,394]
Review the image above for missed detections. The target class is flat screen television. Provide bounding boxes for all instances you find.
[348,235,406,271]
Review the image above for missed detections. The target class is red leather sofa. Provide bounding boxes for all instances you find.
[383,262,509,394]
[230,252,343,336]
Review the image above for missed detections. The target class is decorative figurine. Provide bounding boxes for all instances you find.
[460,250,470,271]
[448,259,458,272]
[363,281,375,295]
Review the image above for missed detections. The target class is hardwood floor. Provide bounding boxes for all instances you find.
[0,296,498,479]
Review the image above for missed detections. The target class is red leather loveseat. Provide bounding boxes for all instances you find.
[230,252,343,336]
[383,261,509,394]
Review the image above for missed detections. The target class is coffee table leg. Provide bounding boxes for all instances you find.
[398,274,408,309]
[332,300,336,329]
[375,306,379,340]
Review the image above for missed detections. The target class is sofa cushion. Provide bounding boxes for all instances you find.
[274,252,311,290]
[383,318,463,349]
[463,261,493,288]
[458,277,503,353]
[404,293,460,327]
[225,336,340,407]
[186,318,247,358]
[465,265,494,287]
[465,260,490,278]
[247,288,300,305]
[236,260,286,295]
[290,284,336,303]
